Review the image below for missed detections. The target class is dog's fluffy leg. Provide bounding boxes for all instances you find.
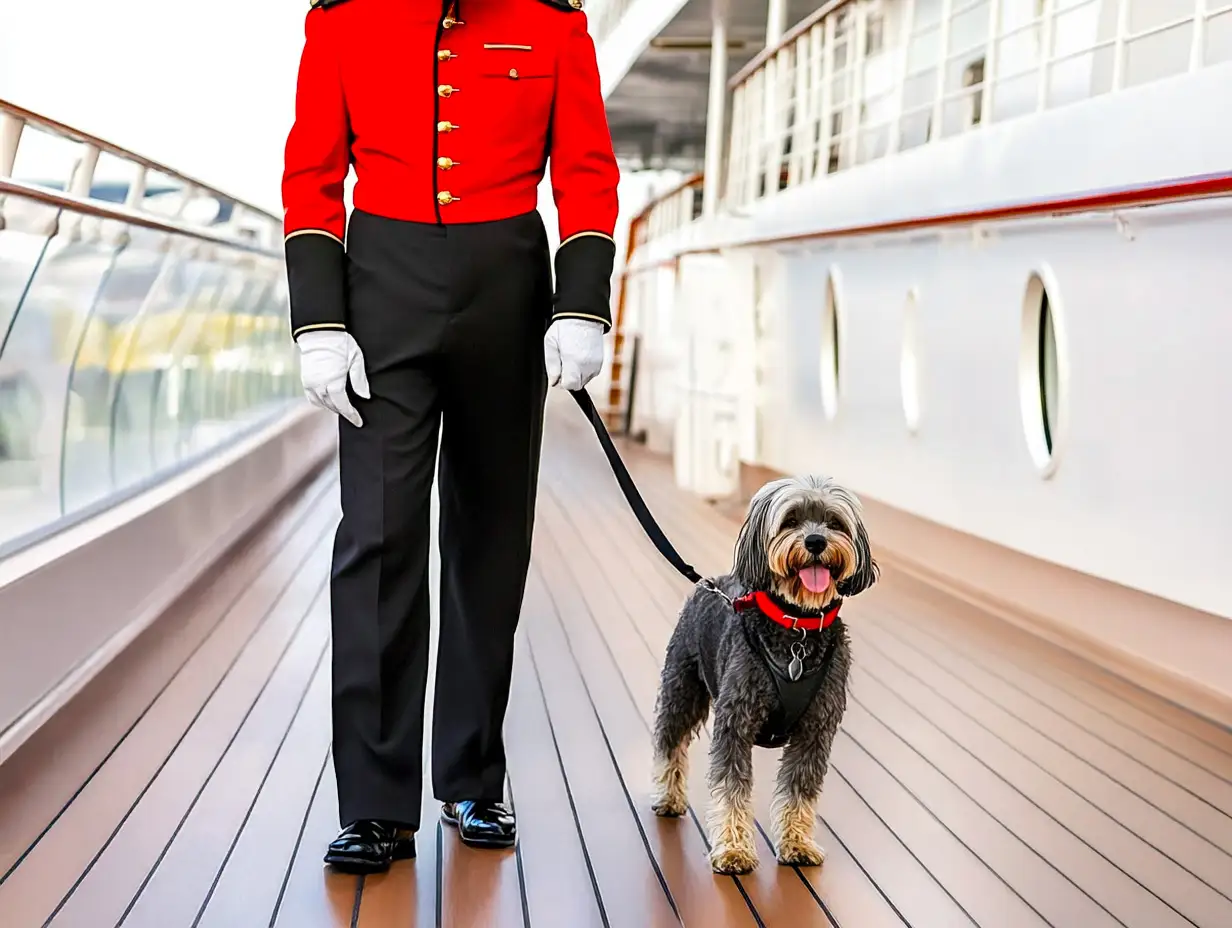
[772,788,824,867]
[706,714,758,874]
[651,649,709,818]
[771,680,845,867]
[651,741,691,817]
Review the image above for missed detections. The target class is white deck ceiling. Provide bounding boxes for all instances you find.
[602,0,819,171]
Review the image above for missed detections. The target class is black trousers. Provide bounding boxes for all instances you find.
[331,208,550,829]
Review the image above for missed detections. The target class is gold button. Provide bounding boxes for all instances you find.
[509,68,519,79]
[438,84,456,97]
[437,49,454,61]
[437,120,457,132]
[570,0,583,8]
[437,157,456,170]
[442,16,462,28]
[437,191,457,205]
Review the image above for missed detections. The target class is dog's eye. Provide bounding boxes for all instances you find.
[782,518,799,530]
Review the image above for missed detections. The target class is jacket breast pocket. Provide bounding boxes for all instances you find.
[479,47,554,128]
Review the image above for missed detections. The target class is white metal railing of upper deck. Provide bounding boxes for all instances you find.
[724,0,1232,208]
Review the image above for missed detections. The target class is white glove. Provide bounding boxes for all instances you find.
[297,330,370,428]
[545,318,605,392]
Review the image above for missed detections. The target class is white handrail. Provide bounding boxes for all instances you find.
[0,98,282,251]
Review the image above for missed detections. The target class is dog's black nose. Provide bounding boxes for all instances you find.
[804,534,826,555]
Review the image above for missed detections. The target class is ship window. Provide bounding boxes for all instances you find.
[821,273,841,420]
[1018,271,1065,476]
[901,289,921,432]
[866,14,885,57]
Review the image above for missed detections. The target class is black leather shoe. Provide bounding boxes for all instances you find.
[441,801,516,849]
[323,820,416,873]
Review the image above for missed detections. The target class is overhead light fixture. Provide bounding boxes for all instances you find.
[649,37,748,50]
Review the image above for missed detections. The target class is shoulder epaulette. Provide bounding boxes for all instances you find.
[536,0,585,11]
[309,0,352,10]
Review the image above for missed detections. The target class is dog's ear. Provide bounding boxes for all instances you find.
[837,517,879,597]
[732,486,775,588]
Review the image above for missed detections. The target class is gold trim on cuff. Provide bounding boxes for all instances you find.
[285,229,345,246]
[552,312,611,327]
[559,231,616,248]
[292,322,348,338]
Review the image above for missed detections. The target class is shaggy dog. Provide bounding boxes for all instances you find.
[649,475,878,874]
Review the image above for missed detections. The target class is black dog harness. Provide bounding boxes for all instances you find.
[734,593,843,749]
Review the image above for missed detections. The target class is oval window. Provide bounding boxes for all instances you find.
[820,273,841,420]
[901,289,921,432]
[1018,272,1065,476]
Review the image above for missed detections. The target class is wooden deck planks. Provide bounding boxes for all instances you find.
[2,396,1231,926]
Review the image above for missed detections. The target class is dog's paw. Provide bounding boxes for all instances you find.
[651,793,688,817]
[709,843,759,875]
[777,837,826,868]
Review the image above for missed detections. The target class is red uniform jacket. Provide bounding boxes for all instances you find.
[282,0,620,340]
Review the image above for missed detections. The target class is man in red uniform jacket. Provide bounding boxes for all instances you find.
[282,0,619,872]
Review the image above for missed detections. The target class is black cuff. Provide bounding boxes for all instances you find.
[552,234,616,331]
[285,231,347,339]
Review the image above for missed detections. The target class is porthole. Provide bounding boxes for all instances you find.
[820,272,841,420]
[1017,270,1067,477]
[901,288,921,432]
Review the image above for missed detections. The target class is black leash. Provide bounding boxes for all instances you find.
[569,388,703,585]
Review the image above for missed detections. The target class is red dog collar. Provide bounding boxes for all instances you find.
[732,591,841,631]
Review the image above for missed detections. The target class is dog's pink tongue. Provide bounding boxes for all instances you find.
[799,566,832,593]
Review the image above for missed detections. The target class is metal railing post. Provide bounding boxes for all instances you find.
[1036,0,1055,112]
[931,0,954,141]
[703,0,730,217]
[887,0,918,155]
[0,114,23,179]
[980,0,1001,125]
[1111,0,1130,91]
[1191,0,1209,72]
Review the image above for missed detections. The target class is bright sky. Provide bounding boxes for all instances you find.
[0,0,307,213]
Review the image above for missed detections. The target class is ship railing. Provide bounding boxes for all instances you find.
[725,0,1232,209]
[0,99,299,556]
[632,173,706,249]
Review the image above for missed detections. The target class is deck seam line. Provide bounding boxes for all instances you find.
[531,553,768,926]
[36,541,333,926]
[844,688,1126,928]
[113,588,331,926]
[190,642,332,927]
[350,876,364,928]
[505,775,533,928]
[840,725,1058,927]
[267,742,332,927]
[829,764,981,928]
[861,619,1232,894]
[0,476,335,888]
[434,822,443,928]
[529,570,684,926]
[876,603,1232,795]
[856,635,1200,925]
[523,636,612,928]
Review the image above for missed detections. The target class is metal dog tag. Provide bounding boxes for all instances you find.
[788,642,806,682]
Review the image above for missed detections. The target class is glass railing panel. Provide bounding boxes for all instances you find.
[0,222,124,546]
[110,248,219,490]
[60,226,172,515]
